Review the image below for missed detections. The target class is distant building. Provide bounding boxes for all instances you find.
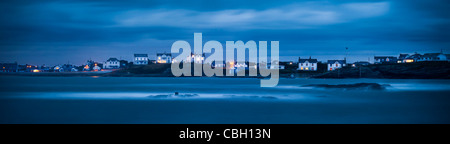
[0,62,18,72]
[404,53,422,63]
[149,60,156,64]
[83,60,102,71]
[119,60,129,68]
[418,53,447,61]
[134,54,148,65]
[374,56,397,64]
[212,61,226,68]
[185,53,204,64]
[156,53,172,63]
[327,60,346,71]
[93,65,101,71]
[397,54,410,63]
[23,64,38,72]
[298,57,318,71]
[103,58,120,69]
[235,62,248,68]
[53,66,62,72]
[352,61,370,67]
[267,61,285,69]
[54,64,77,72]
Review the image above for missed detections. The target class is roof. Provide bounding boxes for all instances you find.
[190,53,205,57]
[106,58,119,62]
[134,54,148,57]
[407,53,422,59]
[298,58,318,63]
[156,53,172,56]
[399,54,409,59]
[327,60,346,64]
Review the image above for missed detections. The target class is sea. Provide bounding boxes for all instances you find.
[0,76,449,124]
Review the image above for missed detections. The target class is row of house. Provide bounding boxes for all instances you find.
[4,51,447,73]
[297,57,347,71]
[375,52,449,64]
[295,52,449,72]
[133,52,205,65]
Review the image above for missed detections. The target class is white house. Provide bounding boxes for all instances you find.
[156,53,172,63]
[93,65,101,71]
[374,56,397,64]
[298,57,318,71]
[418,53,447,61]
[134,54,148,65]
[267,61,285,69]
[327,60,346,71]
[184,53,205,64]
[103,58,120,69]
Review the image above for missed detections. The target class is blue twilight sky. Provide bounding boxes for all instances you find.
[0,0,449,65]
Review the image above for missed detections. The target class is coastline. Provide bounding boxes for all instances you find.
[1,61,449,79]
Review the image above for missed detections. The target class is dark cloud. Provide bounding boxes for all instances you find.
[0,0,449,65]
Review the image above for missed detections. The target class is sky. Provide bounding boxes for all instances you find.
[0,0,449,66]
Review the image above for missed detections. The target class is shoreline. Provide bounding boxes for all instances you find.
[1,72,449,80]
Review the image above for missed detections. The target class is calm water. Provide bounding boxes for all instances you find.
[1,76,449,124]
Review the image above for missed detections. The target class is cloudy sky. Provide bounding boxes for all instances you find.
[0,0,449,65]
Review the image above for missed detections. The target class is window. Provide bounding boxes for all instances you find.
[301,63,303,66]
[335,64,338,67]
[312,67,314,70]
[306,63,308,66]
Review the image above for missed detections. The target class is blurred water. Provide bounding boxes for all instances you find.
[0,76,449,124]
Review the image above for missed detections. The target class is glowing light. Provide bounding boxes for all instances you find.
[405,59,414,63]
[300,67,303,70]
[305,67,309,70]
[32,69,40,72]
